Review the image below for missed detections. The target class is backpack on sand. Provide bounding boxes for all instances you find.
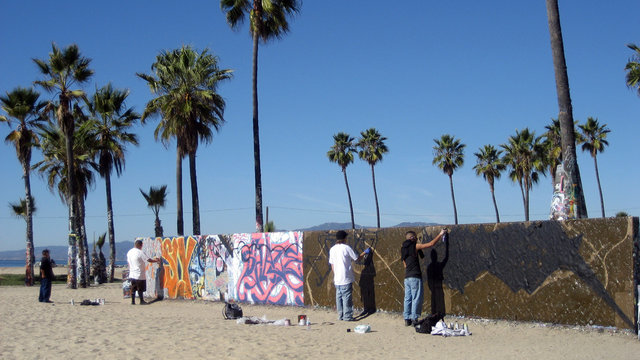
[222,302,243,320]
[414,313,444,334]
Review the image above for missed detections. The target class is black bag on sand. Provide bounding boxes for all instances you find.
[414,313,444,334]
[223,302,243,319]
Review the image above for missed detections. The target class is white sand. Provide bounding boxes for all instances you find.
[1,268,639,359]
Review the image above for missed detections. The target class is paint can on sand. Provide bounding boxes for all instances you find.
[298,315,307,326]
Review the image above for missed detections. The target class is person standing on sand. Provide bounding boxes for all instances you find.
[126,240,160,305]
[401,229,447,326]
[329,230,369,321]
[38,249,54,303]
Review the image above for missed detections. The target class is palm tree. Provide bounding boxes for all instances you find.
[138,46,232,236]
[357,128,388,228]
[86,83,140,282]
[625,44,640,96]
[34,120,97,287]
[1,87,45,286]
[473,145,505,223]
[433,134,465,225]
[221,0,301,232]
[264,220,276,232]
[327,132,357,230]
[545,0,588,218]
[577,117,610,218]
[9,197,38,283]
[501,129,545,221]
[33,43,94,288]
[140,185,168,237]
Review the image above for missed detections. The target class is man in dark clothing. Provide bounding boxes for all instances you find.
[401,229,446,326]
[39,249,55,303]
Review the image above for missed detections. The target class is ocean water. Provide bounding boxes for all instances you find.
[0,259,127,267]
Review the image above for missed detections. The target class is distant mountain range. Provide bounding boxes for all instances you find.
[0,222,438,260]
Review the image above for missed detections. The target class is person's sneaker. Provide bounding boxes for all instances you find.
[412,319,420,326]
[404,319,412,326]
[139,300,148,305]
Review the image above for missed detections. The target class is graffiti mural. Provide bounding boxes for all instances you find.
[162,236,197,299]
[550,162,577,220]
[229,232,304,306]
[202,235,233,301]
[140,237,164,299]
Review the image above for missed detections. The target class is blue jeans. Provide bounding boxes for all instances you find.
[403,277,423,321]
[39,278,52,302]
[335,283,354,321]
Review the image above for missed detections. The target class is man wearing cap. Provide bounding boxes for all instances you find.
[329,230,368,321]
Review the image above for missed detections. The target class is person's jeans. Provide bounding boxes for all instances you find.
[39,278,52,302]
[403,277,423,321]
[335,283,354,321]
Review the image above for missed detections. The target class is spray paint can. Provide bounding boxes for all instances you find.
[70,299,74,305]
[442,232,449,243]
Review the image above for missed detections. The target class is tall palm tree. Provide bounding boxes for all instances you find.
[35,120,97,287]
[625,44,640,96]
[433,134,465,225]
[138,46,232,236]
[86,83,140,282]
[327,132,357,230]
[357,128,388,228]
[221,0,300,232]
[9,197,37,284]
[140,185,168,237]
[501,128,545,221]
[545,0,588,219]
[577,117,610,218]
[33,43,93,288]
[1,87,45,286]
[473,145,505,223]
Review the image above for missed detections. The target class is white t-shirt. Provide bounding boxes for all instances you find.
[329,243,358,286]
[127,247,148,280]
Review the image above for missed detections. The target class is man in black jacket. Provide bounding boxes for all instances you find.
[401,229,446,326]
[38,249,55,303]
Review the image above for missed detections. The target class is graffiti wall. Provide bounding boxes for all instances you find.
[155,232,304,306]
[303,217,639,329]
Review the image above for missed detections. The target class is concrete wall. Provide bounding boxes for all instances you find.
[303,217,638,329]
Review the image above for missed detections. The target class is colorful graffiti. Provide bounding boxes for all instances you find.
[153,232,303,305]
[230,232,304,306]
[202,235,233,301]
[549,162,577,220]
[140,237,164,299]
[162,236,197,299]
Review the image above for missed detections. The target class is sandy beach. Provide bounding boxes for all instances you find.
[1,267,638,360]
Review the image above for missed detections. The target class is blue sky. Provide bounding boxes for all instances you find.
[1,1,639,252]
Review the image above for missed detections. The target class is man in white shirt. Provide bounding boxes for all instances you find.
[127,239,160,305]
[328,230,369,321]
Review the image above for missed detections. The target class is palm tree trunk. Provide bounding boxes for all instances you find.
[489,181,500,223]
[524,178,530,221]
[252,31,264,233]
[343,168,355,230]
[105,171,116,282]
[593,155,605,217]
[80,200,90,286]
[155,215,163,237]
[75,196,87,288]
[23,161,35,286]
[518,179,526,220]
[448,174,458,225]
[370,165,381,228]
[546,0,588,219]
[189,152,200,235]
[176,149,184,235]
[64,129,78,289]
